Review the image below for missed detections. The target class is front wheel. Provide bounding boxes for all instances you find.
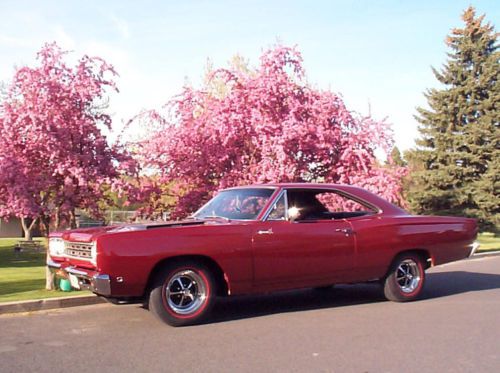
[149,262,216,326]
[383,253,425,302]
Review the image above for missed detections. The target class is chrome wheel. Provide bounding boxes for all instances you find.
[396,259,421,293]
[165,270,207,315]
[150,262,216,326]
[384,253,426,302]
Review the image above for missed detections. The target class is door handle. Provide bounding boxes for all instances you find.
[257,228,273,235]
[335,228,353,236]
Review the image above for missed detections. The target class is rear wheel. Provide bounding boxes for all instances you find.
[149,262,216,326]
[383,253,425,302]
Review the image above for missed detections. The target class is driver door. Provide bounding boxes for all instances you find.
[251,190,356,289]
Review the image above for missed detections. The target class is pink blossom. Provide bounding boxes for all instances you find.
[131,45,407,218]
[0,42,136,229]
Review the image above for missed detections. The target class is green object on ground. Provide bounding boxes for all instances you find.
[59,278,72,292]
[0,238,89,303]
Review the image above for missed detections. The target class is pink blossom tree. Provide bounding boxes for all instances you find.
[0,42,133,240]
[135,45,407,218]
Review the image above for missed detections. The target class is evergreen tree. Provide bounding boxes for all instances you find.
[408,7,499,231]
[390,146,406,167]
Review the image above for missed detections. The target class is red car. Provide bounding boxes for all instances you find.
[48,183,478,326]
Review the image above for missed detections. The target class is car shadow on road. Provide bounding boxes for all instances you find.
[208,285,383,324]
[204,271,500,324]
[422,270,500,299]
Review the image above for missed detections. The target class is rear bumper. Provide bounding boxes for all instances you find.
[47,258,111,296]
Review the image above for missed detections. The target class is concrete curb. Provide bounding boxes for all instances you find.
[473,250,500,258]
[0,294,106,315]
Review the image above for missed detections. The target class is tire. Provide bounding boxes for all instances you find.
[383,253,426,302]
[149,261,217,326]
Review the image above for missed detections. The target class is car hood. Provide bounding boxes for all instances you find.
[53,219,218,243]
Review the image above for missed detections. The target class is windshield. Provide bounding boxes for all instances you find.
[193,188,275,220]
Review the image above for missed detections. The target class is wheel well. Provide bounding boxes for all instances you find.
[144,255,229,298]
[382,249,432,280]
[397,249,432,269]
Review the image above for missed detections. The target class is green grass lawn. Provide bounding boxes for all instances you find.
[0,238,89,303]
[477,232,500,253]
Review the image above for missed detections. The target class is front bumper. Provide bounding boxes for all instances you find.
[469,241,480,257]
[47,258,111,296]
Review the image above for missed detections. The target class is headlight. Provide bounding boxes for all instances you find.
[49,238,65,257]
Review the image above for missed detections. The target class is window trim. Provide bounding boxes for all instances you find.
[324,189,381,215]
[262,189,289,221]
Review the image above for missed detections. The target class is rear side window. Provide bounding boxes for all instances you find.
[287,189,376,221]
[316,192,368,213]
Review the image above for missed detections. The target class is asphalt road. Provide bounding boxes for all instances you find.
[1,255,499,373]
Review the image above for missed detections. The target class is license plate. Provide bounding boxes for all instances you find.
[69,274,80,289]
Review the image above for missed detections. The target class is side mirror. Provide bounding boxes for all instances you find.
[288,207,300,222]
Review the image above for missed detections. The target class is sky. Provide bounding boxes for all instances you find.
[0,0,498,151]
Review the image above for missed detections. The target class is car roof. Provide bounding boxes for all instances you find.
[224,183,406,215]
[226,182,368,193]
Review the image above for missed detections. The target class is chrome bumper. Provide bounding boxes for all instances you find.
[469,241,480,257]
[47,258,111,296]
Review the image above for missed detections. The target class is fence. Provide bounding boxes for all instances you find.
[77,210,138,228]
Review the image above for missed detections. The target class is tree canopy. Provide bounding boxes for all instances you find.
[136,45,406,218]
[0,43,133,238]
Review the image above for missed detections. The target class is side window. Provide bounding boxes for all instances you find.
[238,196,267,215]
[267,193,286,221]
[316,192,368,213]
[215,192,269,219]
[287,189,376,221]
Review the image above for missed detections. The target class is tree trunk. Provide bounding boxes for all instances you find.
[54,207,61,230]
[69,209,77,229]
[24,229,32,241]
[20,217,37,241]
[39,214,51,237]
[45,254,56,290]
[44,217,56,290]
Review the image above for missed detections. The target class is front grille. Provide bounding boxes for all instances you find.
[64,241,93,260]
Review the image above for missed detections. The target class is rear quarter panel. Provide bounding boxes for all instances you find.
[349,215,477,281]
